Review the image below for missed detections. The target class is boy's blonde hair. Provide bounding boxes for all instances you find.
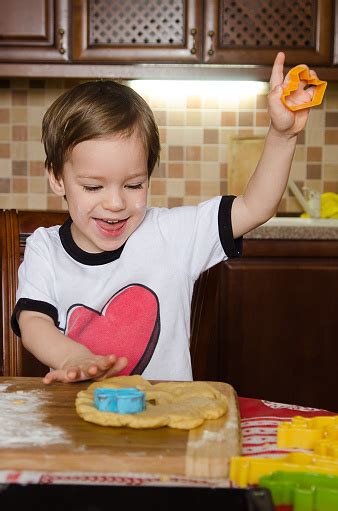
[42,80,160,180]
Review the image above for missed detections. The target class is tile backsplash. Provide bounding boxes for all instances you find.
[0,77,337,213]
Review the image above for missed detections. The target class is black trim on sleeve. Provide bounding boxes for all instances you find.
[11,298,59,337]
[218,195,243,258]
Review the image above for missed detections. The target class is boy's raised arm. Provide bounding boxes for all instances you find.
[231,52,316,239]
[18,310,128,384]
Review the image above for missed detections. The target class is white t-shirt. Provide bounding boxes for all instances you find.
[11,196,241,380]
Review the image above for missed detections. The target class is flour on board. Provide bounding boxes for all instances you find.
[0,385,70,447]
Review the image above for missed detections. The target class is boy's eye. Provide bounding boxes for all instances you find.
[83,185,102,192]
[126,183,143,189]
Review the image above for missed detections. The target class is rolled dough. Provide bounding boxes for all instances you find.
[75,375,228,430]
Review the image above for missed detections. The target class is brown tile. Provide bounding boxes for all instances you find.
[12,90,27,106]
[47,195,64,210]
[325,112,338,127]
[150,179,166,195]
[12,125,27,141]
[325,129,338,144]
[169,146,183,160]
[220,180,228,195]
[323,181,338,193]
[12,161,27,175]
[238,112,253,126]
[29,161,45,176]
[220,163,228,179]
[306,164,322,179]
[203,129,218,144]
[159,127,166,143]
[13,177,28,193]
[187,96,201,109]
[186,146,201,161]
[0,178,10,192]
[29,79,45,89]
[221,112,236,126]
[185,180,201,195]
[168,197,183,208]
[0,108,9,123]
[0,143,10,158]
[256,111,270,127]
[297,131,305,144]
[152,162,166,178]
[168,163,183,178]
[256,94,268,109]
[307,147,322,162]
[277,197,287,213]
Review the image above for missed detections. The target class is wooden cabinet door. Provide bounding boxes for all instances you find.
[203,0,333,66]
[0,0,69,62]
[72,0,202,63]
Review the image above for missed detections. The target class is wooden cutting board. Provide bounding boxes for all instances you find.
[0,378,241,480]
[228,136,265,195]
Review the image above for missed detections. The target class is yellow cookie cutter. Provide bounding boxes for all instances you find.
[281,64,327,111]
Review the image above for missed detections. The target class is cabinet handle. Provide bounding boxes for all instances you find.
[207,30,214,56]
[58,28,66,55]
[190,28,197,55]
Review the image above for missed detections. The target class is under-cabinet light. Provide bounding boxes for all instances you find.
[130,80,268,101]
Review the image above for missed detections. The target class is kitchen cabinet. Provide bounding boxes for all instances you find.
[191,237,338,412]
[73,0,333,66]
[0,0,69,63]
[0,0,337,79]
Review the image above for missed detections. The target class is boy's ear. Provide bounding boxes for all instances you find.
[48,171,65,197]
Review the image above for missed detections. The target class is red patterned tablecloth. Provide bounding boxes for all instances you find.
[0,397,336,488]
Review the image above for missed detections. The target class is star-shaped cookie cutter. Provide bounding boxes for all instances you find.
[281,64,327,111]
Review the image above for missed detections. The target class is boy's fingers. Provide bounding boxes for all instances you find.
[269,51,285,90]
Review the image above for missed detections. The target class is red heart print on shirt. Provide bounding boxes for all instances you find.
[65,284,160,375]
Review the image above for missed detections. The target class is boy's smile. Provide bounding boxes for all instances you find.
[49,131,149,253]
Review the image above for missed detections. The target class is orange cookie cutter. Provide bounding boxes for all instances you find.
[281,65,327,111]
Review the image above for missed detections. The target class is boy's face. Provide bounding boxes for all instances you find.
[49,131,149,253]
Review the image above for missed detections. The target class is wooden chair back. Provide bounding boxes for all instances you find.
[0,209,221,378]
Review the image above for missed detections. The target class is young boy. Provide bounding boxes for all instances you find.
[11,52,315,384]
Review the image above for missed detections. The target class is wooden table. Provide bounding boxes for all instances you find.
[0,377,241,485]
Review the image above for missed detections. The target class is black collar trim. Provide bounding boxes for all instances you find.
[59,217,125,265]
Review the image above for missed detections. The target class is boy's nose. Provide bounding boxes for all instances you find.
[103,190,125,211]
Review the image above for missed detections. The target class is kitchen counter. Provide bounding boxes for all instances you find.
[245,217,338,240]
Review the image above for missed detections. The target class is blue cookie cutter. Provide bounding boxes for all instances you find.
[94,387,145,414]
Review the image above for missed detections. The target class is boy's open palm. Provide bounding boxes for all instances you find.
[43,354,128,384]
[268,52,316,136]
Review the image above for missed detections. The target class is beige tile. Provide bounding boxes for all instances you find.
[29,177,47,193]
[306,128,324,146]
[28,141,45,160]
[183,196,200,205]
[13,194,28,209]
[28,193,47,209]
[290,161,306,180]
[167,179,184,197]
[187,95,201,109]
[28,126,42,140]
[201,162,220,180]
[0,126,10,141]
[150,179,166,195]
[159,127,166,144]
[183,128,203,145]
[11,108,28,124]
[185,146,201,161]
[166,127,185,145]
[184,162,201,179]
[168,163,183,178]
[239,96,255,109]
[0,159,11,177]
[323,165,338,181]
[0,194,13,208]
[203,129,218,143]
[185,180,201,195]
[168,146,184,160]
[186,111,202,126]
[203,97,219,109]
[201,181,220,196]
[219,96,239,109]
[202,111,220,127]
[202,145,219,162]
[168,111,185,126]
[294,146,306,161]
[148,196,167,207]
[322,145,338,164]
[27,107,45,126]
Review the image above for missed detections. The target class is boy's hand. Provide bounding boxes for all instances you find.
[42,354,128,384]
[268,52,316,137]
